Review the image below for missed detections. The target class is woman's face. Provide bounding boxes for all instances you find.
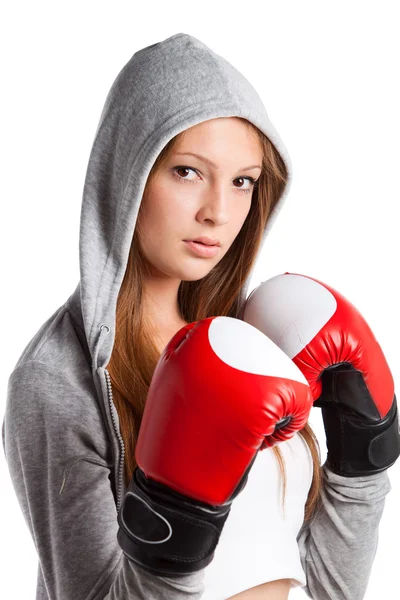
[137,117,263,282]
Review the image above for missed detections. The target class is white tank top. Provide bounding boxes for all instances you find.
[201,432,314,599]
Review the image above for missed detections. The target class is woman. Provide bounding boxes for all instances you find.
[2,33,392,600]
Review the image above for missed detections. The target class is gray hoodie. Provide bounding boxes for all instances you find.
[2,32,392,600]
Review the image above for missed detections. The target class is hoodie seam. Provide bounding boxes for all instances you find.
[59,455,114,495]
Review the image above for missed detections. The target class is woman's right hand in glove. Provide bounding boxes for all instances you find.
[117,316,313,577]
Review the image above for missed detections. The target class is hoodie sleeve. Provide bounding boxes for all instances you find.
[2,362,205,600]
[296,460,391,599]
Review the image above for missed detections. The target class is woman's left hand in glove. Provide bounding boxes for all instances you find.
[242,271,400,477]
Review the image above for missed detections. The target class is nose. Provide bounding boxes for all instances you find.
[197,183,229,226]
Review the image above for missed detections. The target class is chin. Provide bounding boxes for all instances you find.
[176,263,216,282]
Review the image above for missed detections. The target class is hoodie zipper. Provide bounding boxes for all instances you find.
[96,323,126,513]
[104,366,126,513]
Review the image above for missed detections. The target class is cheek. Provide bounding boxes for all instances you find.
[223,206,251,250]
[139,191,184,240]
[233,202,252,232]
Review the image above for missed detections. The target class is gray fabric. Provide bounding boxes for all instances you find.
[2,32,392,599]
[297,465,390,599]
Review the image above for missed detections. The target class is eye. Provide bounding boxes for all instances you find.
[172,166,198,183]
[233,176,258,194]
[172,166,259,195]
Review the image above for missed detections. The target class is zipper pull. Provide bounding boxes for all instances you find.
[93,323,110,369]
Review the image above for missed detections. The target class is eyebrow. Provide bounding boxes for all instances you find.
[174,151,262,172]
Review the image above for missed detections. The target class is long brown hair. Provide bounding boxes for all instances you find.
[106,118,323,522]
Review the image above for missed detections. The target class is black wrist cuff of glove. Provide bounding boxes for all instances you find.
[317,391,400,477]
[117,466,231,577]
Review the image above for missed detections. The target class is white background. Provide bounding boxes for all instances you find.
[1,1,399,598]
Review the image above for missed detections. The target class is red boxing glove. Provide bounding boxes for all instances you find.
[117,315,313,576]
[242,272,400,477]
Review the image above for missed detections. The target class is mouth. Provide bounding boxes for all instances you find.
[183,240,220,257]
[192,241,215,246]
[184,239,221,247]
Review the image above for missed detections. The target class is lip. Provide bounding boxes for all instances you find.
[189,236,221,247]
[183,240,220,258]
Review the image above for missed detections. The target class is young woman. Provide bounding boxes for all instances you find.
[2,32,394,600]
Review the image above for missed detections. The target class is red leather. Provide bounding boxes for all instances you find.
[284,272,395,419]
[135,316,313,506]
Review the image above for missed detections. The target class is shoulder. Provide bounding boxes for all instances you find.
[4,360,110,464]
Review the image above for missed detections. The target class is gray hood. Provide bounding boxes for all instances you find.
[79,32,293,372]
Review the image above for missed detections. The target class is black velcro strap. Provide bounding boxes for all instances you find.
[117,467,231,577]
[321,393,400,477]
